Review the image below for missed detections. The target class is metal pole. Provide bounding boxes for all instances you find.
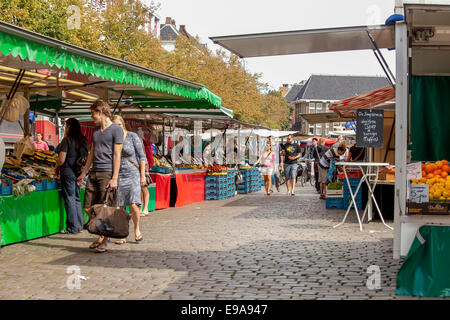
[394,22,408,260]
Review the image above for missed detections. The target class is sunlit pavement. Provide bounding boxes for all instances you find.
[0,184,422,300]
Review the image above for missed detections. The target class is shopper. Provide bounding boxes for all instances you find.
[33,132,49,151]
[254,142,277,195]
[318,142,347,199]
[112,115,147,245]
[309,138,321,193]
[346,143,366,162]
[77,100,123,253]
[56,118,89,234]
[280,134,301,196]
[139,130,154,217]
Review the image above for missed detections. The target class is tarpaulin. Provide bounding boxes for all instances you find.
[396,225,450,297]
[0,190,62,246]
[150,174,171,210]
[175,172,206,207]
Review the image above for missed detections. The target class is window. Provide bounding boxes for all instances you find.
[309,125,314,134]
[316,126,322,135]
[309,103,315,114]
[326,103,329,112]
[316,103,323,112]
[325,123,329,135]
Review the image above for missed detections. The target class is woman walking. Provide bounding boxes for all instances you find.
[112,115,147,244]
[56,118,89,234]
[255,142,277,195]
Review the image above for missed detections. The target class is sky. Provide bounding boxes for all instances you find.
[147,0,397,91]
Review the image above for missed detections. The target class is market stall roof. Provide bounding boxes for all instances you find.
[329,85,395,116]
[210,25,394,58]
[0,21,228,117]
[299,112,356,125]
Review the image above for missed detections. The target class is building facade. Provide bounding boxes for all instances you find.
[285,75,391,136]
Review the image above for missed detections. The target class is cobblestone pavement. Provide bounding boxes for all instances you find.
[0,185,423,300]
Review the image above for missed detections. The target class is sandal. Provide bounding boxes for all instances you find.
[114,239,127,245]
[95,247,108,253]
[140,212,150,217]
[135,234,143,242]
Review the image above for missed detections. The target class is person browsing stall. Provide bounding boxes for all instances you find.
[318,142,347,199]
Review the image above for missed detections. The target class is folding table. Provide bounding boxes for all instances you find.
[333,162,393,231]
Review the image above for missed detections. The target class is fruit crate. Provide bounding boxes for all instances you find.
[46,179,58,190]
[206,175,228,183]
[0,179,13,195]
[32,180,46,192]
[326,188,344,196]
[343,197,363,210]
[326,197,344,209]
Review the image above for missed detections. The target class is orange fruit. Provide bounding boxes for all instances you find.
[421,163,426,171]
[436,161,443,168]
[442,165,450,173]
[420,177,427,183]
[427,173,435,179]
[434,169,442,176]
[442,160,448,166]
[441,171,448,179]
[431,164,438,172]
[425,162,431,166]
[425,165,434,173]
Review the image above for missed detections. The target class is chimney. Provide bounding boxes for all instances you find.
[171,19,176,26]
[179,25,187,35]
[165,17,171,24]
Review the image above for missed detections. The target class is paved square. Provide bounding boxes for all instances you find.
[0,185,419,300]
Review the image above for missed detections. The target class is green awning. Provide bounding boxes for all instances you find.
[0,21,222,109]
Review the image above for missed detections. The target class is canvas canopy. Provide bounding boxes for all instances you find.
[0,21,231,119]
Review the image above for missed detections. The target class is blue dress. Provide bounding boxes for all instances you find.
[118,132,147,206]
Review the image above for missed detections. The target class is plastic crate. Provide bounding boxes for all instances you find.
[206,175,228,183]
[32,180,46,191]
[0,179,13,195]
[46,179,58,190]
[326,197,344,209]
[206,194,228,200]
[343,197,363,210]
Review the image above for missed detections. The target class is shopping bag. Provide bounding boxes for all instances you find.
[86,189,130,238]
[327,158,336,182]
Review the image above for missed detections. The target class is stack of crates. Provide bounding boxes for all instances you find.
[325,187,344,209]
[227,169,236,198]
[237,168,262,194]
[340,177,364,210]
[0,178,13,195]
[205,174,228,200]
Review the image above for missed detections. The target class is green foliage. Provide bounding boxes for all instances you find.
[0,0,290,129]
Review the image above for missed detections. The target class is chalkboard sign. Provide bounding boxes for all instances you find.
[356,109,384,148]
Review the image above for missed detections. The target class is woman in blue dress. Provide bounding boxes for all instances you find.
[112,115,147,244]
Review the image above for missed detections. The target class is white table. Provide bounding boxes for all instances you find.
[333,162,393,232]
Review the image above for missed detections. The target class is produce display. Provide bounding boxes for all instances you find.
[411,160,450,200]
[1,150,58,197]
[327,181,343,190]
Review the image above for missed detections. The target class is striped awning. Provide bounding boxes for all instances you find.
[329,85,395,116]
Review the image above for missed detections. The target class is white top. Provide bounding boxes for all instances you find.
[336,162,390,167]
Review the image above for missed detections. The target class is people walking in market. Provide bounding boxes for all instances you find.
[280,134,301,196]
[309,138,321,193]
[112,115,147,245]
[77,100,124,253]
[56,118,89,234]
[33,132,49,151]
[254,142,277,195]
[318,142,347,199]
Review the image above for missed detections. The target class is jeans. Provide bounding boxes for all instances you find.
[284,163,298,180]
[60,168,83,233]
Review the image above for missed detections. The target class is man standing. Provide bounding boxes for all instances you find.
[280,134,301,196]
[309,138,321,193]
[33,132,49,151]
[77,100,123,253]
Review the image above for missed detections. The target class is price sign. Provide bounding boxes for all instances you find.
[410,184,429,203]
[356,110,384,148]
[407,162,422,180]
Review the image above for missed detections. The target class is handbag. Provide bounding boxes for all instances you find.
[235,168,243,184]
[86,188,131,238]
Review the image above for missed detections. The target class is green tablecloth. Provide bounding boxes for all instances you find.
[396,225,450,297]
[0,186,156,247]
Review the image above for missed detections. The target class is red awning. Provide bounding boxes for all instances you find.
[329,85,395,116]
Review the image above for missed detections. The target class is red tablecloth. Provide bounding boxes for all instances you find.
[175,172,206,207]
[149,174,171,209]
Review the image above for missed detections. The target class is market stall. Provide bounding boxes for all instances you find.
[0,21,225,245]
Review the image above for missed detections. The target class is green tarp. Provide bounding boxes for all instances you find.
[396,225,450,297]
[0,186,156,246]
[410,76,450,161]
